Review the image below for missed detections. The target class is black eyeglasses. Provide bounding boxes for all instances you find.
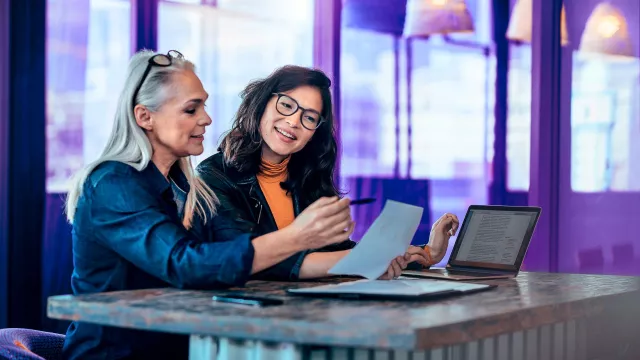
[272,93,324,130]
[132,50,184,108]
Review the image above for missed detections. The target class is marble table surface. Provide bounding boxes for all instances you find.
[47,272,640,350]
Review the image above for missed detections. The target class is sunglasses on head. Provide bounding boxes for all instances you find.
[132,50,184,108]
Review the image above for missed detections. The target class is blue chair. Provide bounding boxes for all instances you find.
[0,328,64,360]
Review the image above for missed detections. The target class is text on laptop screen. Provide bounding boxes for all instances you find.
[453,210,536,265]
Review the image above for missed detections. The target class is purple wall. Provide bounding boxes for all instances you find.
[561,0,640,275]
[557,0,638,274]
[524,0,640,274]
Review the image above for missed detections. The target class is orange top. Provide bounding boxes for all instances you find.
[257,156,295,229]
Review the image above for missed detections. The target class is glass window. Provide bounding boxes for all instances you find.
[339,28,397,178]
[217,0,314,24]
[409,39,495,184]
[507,47,640,193]
[46,0,131,192]
[340,0,495,266]
[157,0,315,165]
[409,38,495,266]
[571,55,640,192]
[506,44,532,191]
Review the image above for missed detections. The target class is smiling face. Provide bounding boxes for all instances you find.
[259,85,322,164]
[135,69,211,163]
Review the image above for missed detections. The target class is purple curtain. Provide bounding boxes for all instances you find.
[136,0,158,51]
[41,194,74,333]
[0,0,10,329]
[41,0,91,333]
[1,0,46,330]
[525,0,563,272]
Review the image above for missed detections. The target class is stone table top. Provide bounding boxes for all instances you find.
[47,272,640,350]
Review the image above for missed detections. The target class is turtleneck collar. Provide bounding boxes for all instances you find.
[258,156,290,183]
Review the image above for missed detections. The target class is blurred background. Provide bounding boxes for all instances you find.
[1,0,639,333]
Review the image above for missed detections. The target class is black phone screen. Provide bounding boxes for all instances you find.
[211,295,284,307]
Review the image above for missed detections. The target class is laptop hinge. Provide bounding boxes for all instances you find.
[446,265,516,275]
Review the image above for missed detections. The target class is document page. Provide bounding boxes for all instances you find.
[328,200,423,279]
[455,210,534,265]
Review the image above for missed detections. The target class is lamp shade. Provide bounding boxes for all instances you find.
[506,0,570,46]
[579,3,634,57]
[403,0,474,37]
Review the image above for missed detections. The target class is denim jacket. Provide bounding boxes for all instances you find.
[196,153,357,281]
[63,160,255,360]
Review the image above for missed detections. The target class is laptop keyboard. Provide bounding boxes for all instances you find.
[444,270,496,277]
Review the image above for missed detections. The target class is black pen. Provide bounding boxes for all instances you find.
[350,198,376,205]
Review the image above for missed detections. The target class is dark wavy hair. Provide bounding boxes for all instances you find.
[219,65,341,206]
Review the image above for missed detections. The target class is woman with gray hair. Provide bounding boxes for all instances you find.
[62,50,355,359]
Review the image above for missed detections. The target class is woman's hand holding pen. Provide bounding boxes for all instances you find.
[287,196,355,250]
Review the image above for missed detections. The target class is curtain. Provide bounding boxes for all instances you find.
[2,0,47,330]
[313,0,342,183]
[42,0,135,332]
[43,0,91,332]
[0,0,11,329]
[41,194,75,333]
[137,0,158,51]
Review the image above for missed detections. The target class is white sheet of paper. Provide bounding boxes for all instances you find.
[328,200,424,279]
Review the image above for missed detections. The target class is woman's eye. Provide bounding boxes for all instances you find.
[185,109,196,115]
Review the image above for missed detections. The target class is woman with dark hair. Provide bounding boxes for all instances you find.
[197,65,459,280]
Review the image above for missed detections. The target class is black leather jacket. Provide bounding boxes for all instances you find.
[197,152,356,281]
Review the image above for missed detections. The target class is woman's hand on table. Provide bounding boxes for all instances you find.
[378,254,410,280]
[377,246,433,280]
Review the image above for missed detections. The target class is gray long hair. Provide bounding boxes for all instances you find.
[65,50,218,229]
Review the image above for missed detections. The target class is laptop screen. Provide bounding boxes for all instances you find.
[448,206,541,271]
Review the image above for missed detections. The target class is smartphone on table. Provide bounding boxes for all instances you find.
[211,294,284,307]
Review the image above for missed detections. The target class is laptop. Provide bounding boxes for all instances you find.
[402,205,541,281]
